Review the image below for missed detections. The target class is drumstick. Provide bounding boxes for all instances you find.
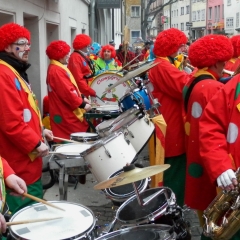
[53,136,80,144]
[6,217,63,226]
[22,193,65,211]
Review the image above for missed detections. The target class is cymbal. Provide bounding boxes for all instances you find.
[105,62,159,92]
[94,164,170,190]
[128,61,146,69]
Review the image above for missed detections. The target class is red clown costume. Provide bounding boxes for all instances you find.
[46,41,89,140]
[148,28,190,207]
[68,34,96,98]
[183,35,233,213]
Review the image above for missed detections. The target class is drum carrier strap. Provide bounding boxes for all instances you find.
[184,74,214,112]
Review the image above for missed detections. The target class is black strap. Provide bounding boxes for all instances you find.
[184,74,214,112]
[74,51,95,77]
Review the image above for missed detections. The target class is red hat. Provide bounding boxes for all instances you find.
[0,23,30,51]
[188,35,233,69]
[73,34,91,50]
[46,40,70,60]
[99,44,116,59]
[231,35,240,57]
[153,28,187,57]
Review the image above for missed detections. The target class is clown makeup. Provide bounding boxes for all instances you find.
[60,52,70,65]
[103,49,111,60]
[5,38,30,62]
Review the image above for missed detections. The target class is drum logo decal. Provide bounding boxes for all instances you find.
[101,84,118,102]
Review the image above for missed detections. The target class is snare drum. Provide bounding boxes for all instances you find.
[81,132,137,182]
[96,119,115,138]
[104,168,150,205]
[110,113,155,154]
[119,88,151,111]
[70,132,99,142]
[9,201,96,240]
[96,224,175,240]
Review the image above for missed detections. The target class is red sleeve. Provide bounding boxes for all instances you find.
[68,53,96,97]
[2,157,15,179]
[199,84,234,183]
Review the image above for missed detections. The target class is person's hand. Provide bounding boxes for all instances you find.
[43,129,53,141]
[36,142,49,157]
[83,97,90,104]
[0,213,6,233]
[5,174,27,196]
[217,169,238,191]
[84,104,92,112]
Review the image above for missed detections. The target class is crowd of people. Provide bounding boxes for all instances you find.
[0,21,240,240]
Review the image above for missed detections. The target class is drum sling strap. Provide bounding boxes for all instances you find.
[184,74,215,112]
[74,51,96,78]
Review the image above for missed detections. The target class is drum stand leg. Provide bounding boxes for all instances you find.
[64,173,68,200]
[58,164,68,200]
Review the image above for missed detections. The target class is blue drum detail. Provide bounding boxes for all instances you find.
[120,88,151,111]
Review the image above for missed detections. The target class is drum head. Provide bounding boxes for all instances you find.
[117,188,173,223]
[90,72,129,105]
[95,224,173,240]
[70,132,99,142]
[9,201,95,240]
[55,143,93,156]
[96,105,120,112]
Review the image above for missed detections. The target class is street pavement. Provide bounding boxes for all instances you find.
[42,149,202,239]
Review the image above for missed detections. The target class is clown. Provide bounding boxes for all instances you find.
[0,23,53,214]
[93,44,122,76]
[46,40,90,140]
[183,35,233,239]
[68,34,96,98]
[148,28,191,208]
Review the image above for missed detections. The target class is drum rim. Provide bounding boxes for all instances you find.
[80,131,123,157]
[116,187,174,224]
[9,201,96,240]
[70,132,98,137]
[95,224,173,240]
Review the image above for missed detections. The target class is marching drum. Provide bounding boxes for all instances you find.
[90,72,128,105]
[81,132,137,182]
[104,168,150,205]
[95,119,115,138]
[70,132,99,143]
[119,87,151,112]
[9,201,96,240]
[96,224,176,240]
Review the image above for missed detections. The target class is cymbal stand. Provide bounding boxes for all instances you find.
[132,182,144,206]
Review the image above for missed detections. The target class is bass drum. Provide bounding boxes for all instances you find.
[90,72,129,105]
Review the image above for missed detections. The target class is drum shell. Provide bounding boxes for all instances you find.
[95,224,175,240]
[103,169,150,204]
[81,132,137,182]
[9,201,96,240]
[95,119,115,138]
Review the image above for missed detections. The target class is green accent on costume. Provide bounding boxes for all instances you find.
[0,157,6,212]
[234,82,240,100]
[53,115,62,124]
[182,85,188,100]
[163,153,186,207]
[188,163,203,178]
[6,179,43,215]
[94,58,121,72]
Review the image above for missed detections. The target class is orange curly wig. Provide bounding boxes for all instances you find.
[188,35,233,69]
[99,44,116,59]
[153,28,187,57]
[0,23,30,51]
[46,40,70,60]
[73,34,91,50]
[230,35,240,58]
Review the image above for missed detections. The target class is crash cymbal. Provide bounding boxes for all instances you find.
[105,62,159,92]
[94,164,170,190]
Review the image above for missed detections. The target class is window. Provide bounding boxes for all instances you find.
[197,10,200,21]
[214,6,217,22]
[217,5,220,22]
[192,11,196,21]
[227,0,231,5]
[131,30,141,43]
[131,6,140,17]
[201,9,205,21]
[181,7,184,15]
[209,7,212,20]
[222,4,224,18]
[226,17,234,27]
[177,9,178,16]
[237,12,240,27]
[181,22,184,30]
[186,25,190,31]
[176,23,178,29]
[186,5,190,14]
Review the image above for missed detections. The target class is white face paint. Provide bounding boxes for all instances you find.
[65,53,71,64]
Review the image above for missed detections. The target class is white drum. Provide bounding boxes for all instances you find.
[110,113,155,154]
[70,132,99,143]
[54,143,93,159]
[90,72,128,105]
[9,201,96,240]
[96,105,120,112]
[81,132,137,182]
[95,119,115,138]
